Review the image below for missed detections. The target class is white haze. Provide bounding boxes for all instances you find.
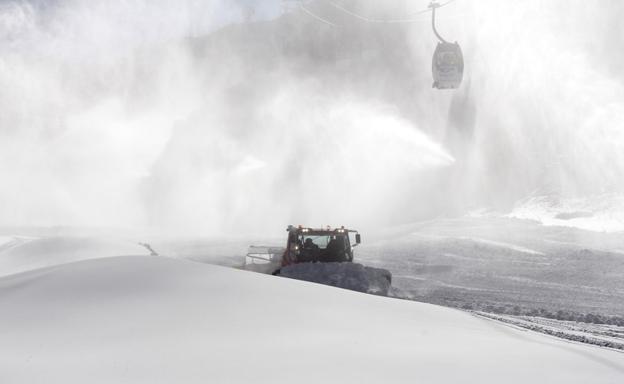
[1,0,623,235]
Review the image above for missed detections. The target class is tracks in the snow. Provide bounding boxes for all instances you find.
[475,312,624,352]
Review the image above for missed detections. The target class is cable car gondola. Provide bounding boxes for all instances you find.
[432,41,464,89]
[430,1,464,89]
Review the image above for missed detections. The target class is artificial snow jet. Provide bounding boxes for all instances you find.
[429,1,464,89]
[246,225,393,295]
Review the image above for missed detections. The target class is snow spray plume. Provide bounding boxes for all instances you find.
[0,0,454,235]
[0,0,244,230]
[442,0,624,230]
[2,0,624,235]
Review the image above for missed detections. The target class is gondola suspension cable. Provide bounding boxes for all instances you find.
[300,3,339,27]
[409,0,457,16]
[298,0,461,27]
[326,0,458,24]
[327,1,431,24]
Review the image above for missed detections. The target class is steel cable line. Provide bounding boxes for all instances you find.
[407,0,458,15]
[300,3,339,27]
[327,0,457,24]
[298,0,460,27]
[328,1,429,24]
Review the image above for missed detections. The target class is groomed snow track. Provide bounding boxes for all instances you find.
[1,255,624,383]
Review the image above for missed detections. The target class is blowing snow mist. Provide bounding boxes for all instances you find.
[1,0,623,235]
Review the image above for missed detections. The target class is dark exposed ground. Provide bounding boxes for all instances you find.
[357,217,624,318]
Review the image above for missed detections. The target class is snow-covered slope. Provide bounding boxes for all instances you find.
[0,235,35,253]
[508,194,624,233]
[0,256,622,384]
[0,236,149,277]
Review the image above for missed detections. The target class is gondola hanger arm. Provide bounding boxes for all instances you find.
[429,1,449,44]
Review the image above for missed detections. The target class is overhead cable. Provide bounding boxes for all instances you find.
[300,3,338,27]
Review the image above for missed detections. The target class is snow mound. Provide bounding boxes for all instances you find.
[279,262,392,296]
[1,256,623,383]
[508,194,624,232]
[0,235,35,252]
[0,236,17,248]
[0,237,149,277]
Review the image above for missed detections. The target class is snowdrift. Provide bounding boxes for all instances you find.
[0,235,34,253]
[0,236,149,277]
[279,262,392,296]
[1,256,623,384]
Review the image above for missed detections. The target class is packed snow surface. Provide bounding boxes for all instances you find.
[279,262,392,296]
[0,236,149,277]
[1,255,623,384]
[508,194,624,233]
[0,235,35,253]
